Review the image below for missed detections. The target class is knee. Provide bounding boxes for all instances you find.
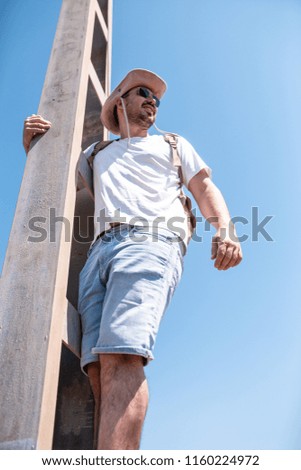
[100,353,144,372]
[100,354,147,391]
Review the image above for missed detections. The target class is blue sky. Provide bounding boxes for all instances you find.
[1,0,301,450]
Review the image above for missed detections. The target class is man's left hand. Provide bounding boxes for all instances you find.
[211,228,243,270]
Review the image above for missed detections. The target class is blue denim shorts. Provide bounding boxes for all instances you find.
[78,225,184,374]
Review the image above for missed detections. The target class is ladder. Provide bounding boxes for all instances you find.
[0,0,112,450]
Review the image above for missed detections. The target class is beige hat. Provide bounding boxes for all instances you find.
[101,68,167,135]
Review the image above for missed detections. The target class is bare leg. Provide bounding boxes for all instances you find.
[98,354,149,450]
[87,362,101,450]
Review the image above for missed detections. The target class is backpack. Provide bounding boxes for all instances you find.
[88,133,196,242]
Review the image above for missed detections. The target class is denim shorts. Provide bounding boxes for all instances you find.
[78,225,184,374]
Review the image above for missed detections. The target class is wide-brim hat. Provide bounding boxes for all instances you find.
[101,68,167,135]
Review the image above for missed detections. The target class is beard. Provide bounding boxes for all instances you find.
[127,106,156,129]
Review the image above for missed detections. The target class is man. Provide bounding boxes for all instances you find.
[23,68,242,450]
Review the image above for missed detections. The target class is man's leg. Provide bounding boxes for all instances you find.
[87,355,148,450]
[97,354,148,450]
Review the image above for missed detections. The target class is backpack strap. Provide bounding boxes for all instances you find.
[164,133,180,166]
[87,139,118,168]
[164,132,197,237]
[164,133,184,184]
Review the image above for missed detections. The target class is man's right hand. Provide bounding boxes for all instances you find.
[23,114,52,154]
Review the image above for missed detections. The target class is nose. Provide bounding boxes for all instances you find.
[146,95,157,107]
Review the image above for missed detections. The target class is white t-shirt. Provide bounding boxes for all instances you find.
[84,134,211,246]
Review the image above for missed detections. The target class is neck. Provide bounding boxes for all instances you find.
[119,122,149,139]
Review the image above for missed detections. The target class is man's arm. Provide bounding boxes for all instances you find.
[188,169,243,271]
[23,114,52,154]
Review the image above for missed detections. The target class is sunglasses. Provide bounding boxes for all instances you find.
[137,87,160,107]
[122,87,160,108]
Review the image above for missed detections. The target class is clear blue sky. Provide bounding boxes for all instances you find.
[1,0,301,450]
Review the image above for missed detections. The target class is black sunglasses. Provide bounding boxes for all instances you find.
[122,86,160,108]
[137,87,160,107]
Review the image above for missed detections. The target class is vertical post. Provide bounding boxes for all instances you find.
[0,0,112,450]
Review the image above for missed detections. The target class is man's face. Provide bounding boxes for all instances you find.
[122,86,159,128]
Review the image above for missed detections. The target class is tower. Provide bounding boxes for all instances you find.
[0,0,112,450]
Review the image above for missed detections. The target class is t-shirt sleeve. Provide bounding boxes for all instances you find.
[177,135,212,188]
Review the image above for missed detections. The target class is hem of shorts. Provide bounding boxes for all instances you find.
[92,345,153,359]
[81,347,153,376]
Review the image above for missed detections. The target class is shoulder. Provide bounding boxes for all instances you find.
[83,142,99,158]
[85,140,121,166]
[176,135,194,148]
[176,136,202,159]
[161,133,193,148]
[148,133,197,156]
